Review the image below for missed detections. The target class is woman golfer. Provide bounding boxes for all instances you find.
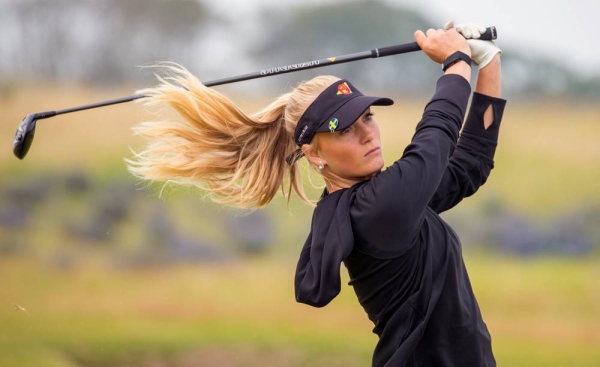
[129,22,504,367]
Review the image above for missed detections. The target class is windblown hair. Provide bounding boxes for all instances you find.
[127,62,339,209]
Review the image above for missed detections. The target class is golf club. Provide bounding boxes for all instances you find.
[12,26,497,160]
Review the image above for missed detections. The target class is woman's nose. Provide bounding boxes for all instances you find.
[360,124,374,143]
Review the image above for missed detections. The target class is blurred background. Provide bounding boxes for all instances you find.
[1,0,599,366]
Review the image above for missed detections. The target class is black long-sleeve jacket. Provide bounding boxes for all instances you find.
[294,74,507,367]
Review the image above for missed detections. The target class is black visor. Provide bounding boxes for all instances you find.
[293,79,394,146]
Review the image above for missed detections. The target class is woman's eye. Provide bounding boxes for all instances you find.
[340,127,352,135]
[364,113,375,121]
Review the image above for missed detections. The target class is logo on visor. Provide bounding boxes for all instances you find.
[329,118,339,132]
[336,82,352,95]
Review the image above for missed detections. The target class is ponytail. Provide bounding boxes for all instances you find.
[127,63,338,208]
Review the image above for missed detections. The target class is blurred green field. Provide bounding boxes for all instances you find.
[1,255,599,367]
[1,85,600,366]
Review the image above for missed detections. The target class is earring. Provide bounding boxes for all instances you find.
[318,161,324,170]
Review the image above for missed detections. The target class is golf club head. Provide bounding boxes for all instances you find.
[13,114,38,160]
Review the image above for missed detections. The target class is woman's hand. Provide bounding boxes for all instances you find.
[445,21,502,69]
[414,27,471,64]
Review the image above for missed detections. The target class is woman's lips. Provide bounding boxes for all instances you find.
[365,147,380,157]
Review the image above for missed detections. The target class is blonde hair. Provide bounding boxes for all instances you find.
[127,63,339,209]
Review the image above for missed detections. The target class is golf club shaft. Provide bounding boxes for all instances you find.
[56,44,419,116]
[54,94,146,116]
[43,26,496,119]
[46,43,419,117]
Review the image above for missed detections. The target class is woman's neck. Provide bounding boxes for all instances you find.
[324,175,359,193]
[323,170,379,193]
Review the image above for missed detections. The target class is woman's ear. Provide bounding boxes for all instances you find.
[301,144,321,167]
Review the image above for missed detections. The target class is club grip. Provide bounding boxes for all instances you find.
[374,26,497,58]
[479,26,497,41]
[375,43,421,58]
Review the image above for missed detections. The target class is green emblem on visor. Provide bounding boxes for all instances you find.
[329,118,339,132]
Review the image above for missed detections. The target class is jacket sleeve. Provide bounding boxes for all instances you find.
[428,92,507,213]
[351,74,471,257]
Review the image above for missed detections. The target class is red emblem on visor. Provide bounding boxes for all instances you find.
[336,82,352,95]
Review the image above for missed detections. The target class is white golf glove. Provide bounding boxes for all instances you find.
[444,21,502,68]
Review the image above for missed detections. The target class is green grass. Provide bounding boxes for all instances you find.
[1,255,599,367]
[0,257,375,367]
